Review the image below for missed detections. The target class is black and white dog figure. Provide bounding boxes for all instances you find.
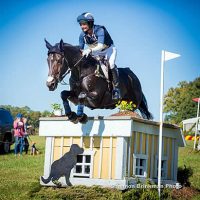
[41,144,84,186]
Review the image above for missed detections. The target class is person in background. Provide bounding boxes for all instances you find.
[23,117,29,154]
[13,113,25,156]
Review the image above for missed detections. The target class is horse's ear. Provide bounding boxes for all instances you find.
[59,39,64,52]
[44,38,52,50]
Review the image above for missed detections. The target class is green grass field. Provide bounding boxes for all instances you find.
[178,140,200,190]
[0,136,199,200]
[0,135,45,200]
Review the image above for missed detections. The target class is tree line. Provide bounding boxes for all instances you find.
[0,105,51,128]
[164,76,200,124]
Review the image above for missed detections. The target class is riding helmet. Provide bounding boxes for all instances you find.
[77,12,94,28]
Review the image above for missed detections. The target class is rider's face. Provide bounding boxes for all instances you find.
[80,22,89,32]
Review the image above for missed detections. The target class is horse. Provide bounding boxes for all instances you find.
[45,39,152,123]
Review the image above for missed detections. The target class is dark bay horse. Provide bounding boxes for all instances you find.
[45,39,152,123]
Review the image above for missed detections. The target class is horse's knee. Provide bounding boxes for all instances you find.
[61,90,71,101]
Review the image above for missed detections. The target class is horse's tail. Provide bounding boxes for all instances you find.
[138,93,153,120]
[41,175,52,184]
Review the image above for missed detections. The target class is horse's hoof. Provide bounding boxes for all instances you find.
[67,112,78,124]
[78,113,88,124]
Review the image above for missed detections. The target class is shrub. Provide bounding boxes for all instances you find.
[123,188,142,200]
[30,185,123,200]
[123,180,172,200]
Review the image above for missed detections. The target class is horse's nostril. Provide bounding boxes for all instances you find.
[46,79,57,91]
[47,76,54,83]
[46,80,53,87]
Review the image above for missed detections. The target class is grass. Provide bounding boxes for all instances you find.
[0,135,45,200]
[178,141,200,190]
[0,136,199,199]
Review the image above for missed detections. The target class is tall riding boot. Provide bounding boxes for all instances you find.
[111,67,121,100]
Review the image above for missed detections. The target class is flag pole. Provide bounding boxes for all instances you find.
[158,50,165,198]
[194,98,200,149]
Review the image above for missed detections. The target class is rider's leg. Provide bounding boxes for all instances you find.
[111,66,121,99]
[92,45,121,100]
[108,46,121,100]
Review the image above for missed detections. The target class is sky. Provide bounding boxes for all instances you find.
[0,0,200,121]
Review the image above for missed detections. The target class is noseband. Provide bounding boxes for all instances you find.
[48,52,71,85]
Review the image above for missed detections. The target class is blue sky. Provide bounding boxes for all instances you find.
[0,0,200,120]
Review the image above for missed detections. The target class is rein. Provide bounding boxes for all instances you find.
[59,54,85,85]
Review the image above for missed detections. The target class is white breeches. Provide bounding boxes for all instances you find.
[91,44,117,69]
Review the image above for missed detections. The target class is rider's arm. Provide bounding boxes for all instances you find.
[91,43,104,52]
[79,32,85,50]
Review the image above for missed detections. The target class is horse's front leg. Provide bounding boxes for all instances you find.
[76,92,88,124]
[61,90,78,124]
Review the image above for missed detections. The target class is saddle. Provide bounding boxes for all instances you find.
[70,55,113,94]
[93,55,111,81]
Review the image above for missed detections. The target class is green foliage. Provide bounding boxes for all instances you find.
[51,103,62,111]
[123,188,142,200]
[123,180,171,200]
[31,185,122,200]
[116,100,136,111]
[0,105,51,128]
[178,141,200,190]
[164,77,200,124]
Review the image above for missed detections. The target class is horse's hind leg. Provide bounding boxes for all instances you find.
[61,90,78,124]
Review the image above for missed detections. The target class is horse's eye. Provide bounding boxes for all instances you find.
[49,55,54,60]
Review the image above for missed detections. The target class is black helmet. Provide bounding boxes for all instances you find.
[77,12,94,23]
[77,12,94,29]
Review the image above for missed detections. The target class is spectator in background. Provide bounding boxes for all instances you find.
[13,113,25,156]
[23,117,29,154]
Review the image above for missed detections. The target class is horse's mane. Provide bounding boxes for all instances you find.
[63,43,80,52]
[62,43,97,64]
[50,42,97,66]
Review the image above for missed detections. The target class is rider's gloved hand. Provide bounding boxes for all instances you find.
[82,48,92,57]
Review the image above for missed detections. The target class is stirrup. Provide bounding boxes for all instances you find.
[112,88,121,100]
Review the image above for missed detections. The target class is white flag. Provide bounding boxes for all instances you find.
[164,51,180,61]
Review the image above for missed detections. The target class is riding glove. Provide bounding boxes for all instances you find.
[82,48,92,57]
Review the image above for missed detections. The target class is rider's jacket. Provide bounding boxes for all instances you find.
[79,25,113,50]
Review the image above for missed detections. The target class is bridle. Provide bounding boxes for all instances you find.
[48,51,85,85]
[59,56,71,85]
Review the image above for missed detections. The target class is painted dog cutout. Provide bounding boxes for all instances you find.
[41,144,84,186]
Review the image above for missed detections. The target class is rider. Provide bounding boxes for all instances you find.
[77,12,121,100]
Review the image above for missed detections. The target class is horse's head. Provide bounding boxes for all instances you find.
[45,39,68,91]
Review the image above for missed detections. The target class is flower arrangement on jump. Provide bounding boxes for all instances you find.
[115,100,137,112]
[51,103,63,116]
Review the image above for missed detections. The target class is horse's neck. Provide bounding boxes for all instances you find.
[70,67,80,81]
[70,60,97,81]
[63,45,97,80]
